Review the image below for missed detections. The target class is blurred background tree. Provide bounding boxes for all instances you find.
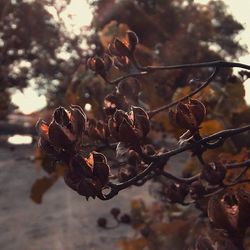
[2,0,250,249]
[77,0,249,146]
[50,0,248,163]
[1,0,246,120]
[0,0,88,119]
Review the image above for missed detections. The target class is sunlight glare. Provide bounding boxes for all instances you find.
[12,1,92,115]
[84,103,92,111]
[61,0,92,33]
[8,135,32,145]
[244,80,250,105]
[11,88,47,115]
[46,0,92,34]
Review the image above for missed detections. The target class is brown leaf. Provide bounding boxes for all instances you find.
[119,118,137,144]
[55,162,67,176]
[151,219,190,235]
[30,174,58,204]
[93,162,110,185]
[132,106,150,137]
[199,119,224,137]
[117,238,148,250]
[114,38,131,57]
[85,153,94,168]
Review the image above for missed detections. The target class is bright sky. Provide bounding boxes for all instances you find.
[11,0,250,114]
[11,0,93,115]
[194,0,250,103]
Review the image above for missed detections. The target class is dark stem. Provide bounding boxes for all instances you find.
[98,162,160,200]
[150,125,250,162]
[106,60,250,85]
[141,60,250,72]
[148,67,219,118]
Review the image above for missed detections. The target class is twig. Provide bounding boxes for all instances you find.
[226,159,250,169]
[106,60,250,85]
[139,60,250,72]
[150,125,250,162]
[160,171,200,184]
[98,161,160,200]
[148,67,219,118]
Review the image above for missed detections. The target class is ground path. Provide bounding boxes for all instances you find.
[0,145,153,250]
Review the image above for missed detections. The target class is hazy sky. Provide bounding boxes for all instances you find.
[11,0,92,114]
[12,0,250,114]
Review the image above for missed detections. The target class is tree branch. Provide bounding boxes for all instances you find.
[149,125,250,162]
[148,67,219,118]
[106,60,250,85]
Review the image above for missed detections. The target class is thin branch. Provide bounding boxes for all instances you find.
[98,162,158,200]
[160,159,250,186]
[107,71,148,85]
[149,125,250,162]
[106,60,250,85]
[148,67,219,118]
[160,170,200,184]
[226,159,250,169]
[232,165,249,182]
[133,172,156,186]
[97,119,250,201]
[226,178,250,187]
[140,60,250,72]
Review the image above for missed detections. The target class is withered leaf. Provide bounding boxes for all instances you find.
[30,174,58,204]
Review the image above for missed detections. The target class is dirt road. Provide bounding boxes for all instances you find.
[0,145,153,250]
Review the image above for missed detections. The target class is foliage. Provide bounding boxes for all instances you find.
[0,0,87,117]
[29,0,250,249]
[35,26,250,248]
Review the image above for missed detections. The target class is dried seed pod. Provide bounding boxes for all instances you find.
[87,55,112,78]
[113,56,130,70]
[108,107,149,152]
[64,152,110,199]
[189,99,206,126]
[195,236,214,250]
[118,166,137,182]
[36,106,87,151]
[70,154,92,178]
[117,78,141,101]
[127,150,140,165]
[236,189,250,229]
[131,106,150,137]
[87,57,105,73]
[169,99,206,132]
[143,144,156,156]
[78,178,102,198]
[176,102,197,129]
[190,180,206,200]
[103,53,113,71]
[120,213,131,224]
[103,93,128,115]
[108,109,135,143]
[87,119,109,140]
[53,106,70,126]
[93,161,110,186]
[127,30,139,53]
[165,182,189,203]
[38,137,57,156]
[201,162,226,185]
[64,169,82,192]
[208,192,239,232]
[97,217,107,228]
[48,120,75,149]
[110,208,121,218]
[114,38,131,57]
[207,189,250,234]
[70,104,87,134]
[108,31,139,58]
